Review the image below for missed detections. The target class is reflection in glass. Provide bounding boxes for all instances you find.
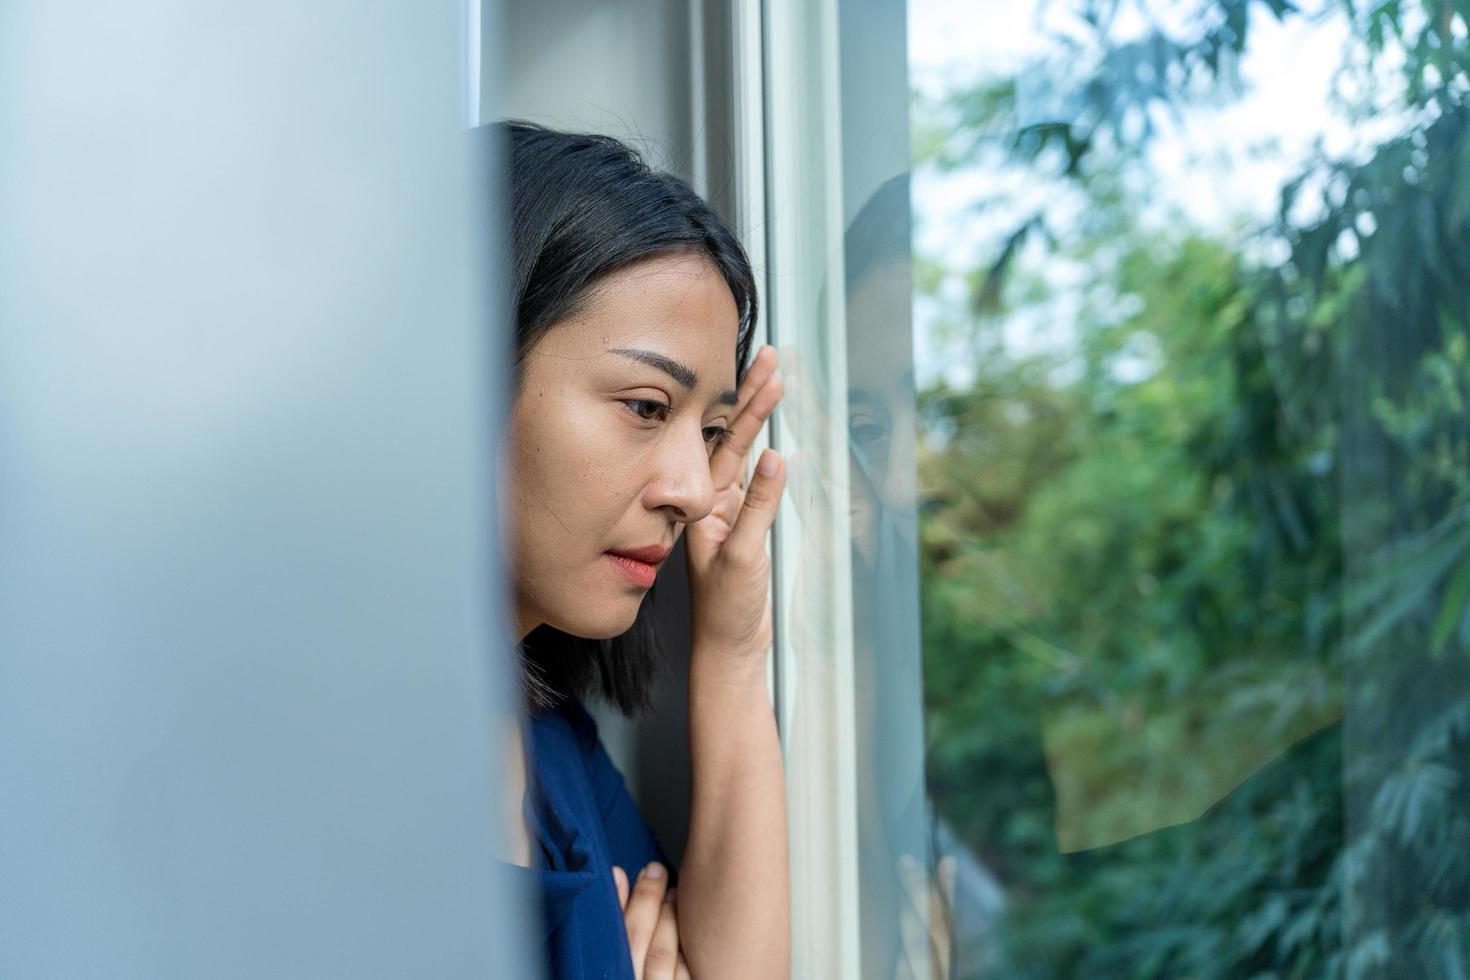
[844,177,930,980]
[912,0,1470,976]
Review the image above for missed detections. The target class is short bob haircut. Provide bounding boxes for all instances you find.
[498,120,759,717]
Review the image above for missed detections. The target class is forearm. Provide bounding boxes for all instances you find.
[677,650,791,980]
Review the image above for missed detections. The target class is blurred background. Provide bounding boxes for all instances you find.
[0,3,531,976]
[910,1,1470,976]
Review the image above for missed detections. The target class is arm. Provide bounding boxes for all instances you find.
[677,647,790,979]
[677,345,791,979]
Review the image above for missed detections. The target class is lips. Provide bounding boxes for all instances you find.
[604,544,671,589]
[607,545,672,564]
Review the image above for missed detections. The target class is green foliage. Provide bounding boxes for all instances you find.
[915,1,1470,976]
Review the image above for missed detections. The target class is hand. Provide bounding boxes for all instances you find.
[613,863,692,980]
[894,854,957,980]
[684,345,786,663]
[775,344,837,663]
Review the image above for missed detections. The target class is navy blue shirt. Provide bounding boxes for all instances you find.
[512,698,673,979]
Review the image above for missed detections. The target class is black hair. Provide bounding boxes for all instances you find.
[496,120,759,717]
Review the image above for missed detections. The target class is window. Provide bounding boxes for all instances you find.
[765,0,1470,977]
[1,4,529,975]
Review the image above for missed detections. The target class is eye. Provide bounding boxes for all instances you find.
[623,398,731,451]
[623,398,670,423]
[850,413,889,453]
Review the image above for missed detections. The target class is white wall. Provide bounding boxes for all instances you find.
[502,0,695,178]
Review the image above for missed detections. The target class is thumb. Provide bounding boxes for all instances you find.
[725,448,786,562]
[613,866,629,910]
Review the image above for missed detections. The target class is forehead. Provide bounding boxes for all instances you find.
[846,259,911,396]
[539,253,741,385]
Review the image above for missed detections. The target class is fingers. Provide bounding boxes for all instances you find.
[710,349,783,491]
[733,344,778,418]
[898,853,926,910]
[613,865,629,910]
[937,855,957,903]
[623,862,669,977]
[937,854,957,932]
[896,854,956,980]
[724,448,786,563]
[644,891,680,979]
[675,954,692,980]
[897,854,929,977]
[933,856,956,979]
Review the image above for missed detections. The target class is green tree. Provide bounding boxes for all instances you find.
[915,1,1470,976]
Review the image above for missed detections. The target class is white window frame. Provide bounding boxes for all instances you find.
[727,0,865,975]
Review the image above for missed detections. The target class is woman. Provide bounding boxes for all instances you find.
[495,121,791,980]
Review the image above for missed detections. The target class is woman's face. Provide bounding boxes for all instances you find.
[846,258,916,567]
[509,252,741,640]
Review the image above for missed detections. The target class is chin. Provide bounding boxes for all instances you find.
[547,598,642,641]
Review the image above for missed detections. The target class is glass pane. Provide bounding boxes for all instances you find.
[839,4,932,979]
[765,0,930,976]
[765,0,865,971]
[0,3,532,975]
[911,0,1470,976]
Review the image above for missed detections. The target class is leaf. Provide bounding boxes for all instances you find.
[1279,906,1321,956]
[1371,762,1459,847]
[1347,930,1392,980]
[1442,935,1469,980]
[1409,701,1470,760]
[1347,523,1470,654]
[1238,894,1289,954]
[1432,555,1470,654]
[972,214,1045,315]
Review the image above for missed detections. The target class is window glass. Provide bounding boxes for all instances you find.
[765,0,930,975]
[0,3,530,975]
[765,0,867,969]
[911,0,1470,976]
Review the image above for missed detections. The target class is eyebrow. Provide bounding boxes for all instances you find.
[848,387,892,423]
[610,347,739,406]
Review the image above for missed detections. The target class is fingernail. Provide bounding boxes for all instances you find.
[643,862,666,880]
[758,450,780,476]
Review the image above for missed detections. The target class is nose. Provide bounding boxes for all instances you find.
[642,422,716,524]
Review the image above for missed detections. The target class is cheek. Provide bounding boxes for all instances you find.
[509,393,641,559]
